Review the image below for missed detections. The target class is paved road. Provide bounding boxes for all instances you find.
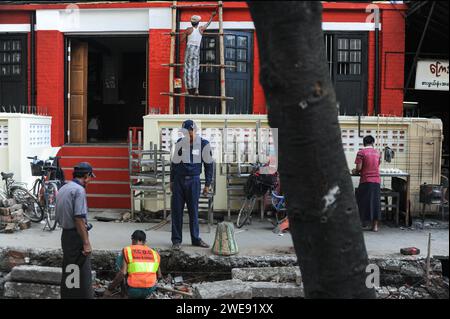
[1,216,448,258]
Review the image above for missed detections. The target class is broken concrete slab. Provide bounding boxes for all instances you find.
[93,210,123,222]
[400,263,425,278]
[246,281,304,298]
[0,207,10,216]
[4,223,16,233]
[192,279,252,299]
[18,219,31,230]
[2,198,16,208]
[9,204,23,213]
[4,281,60,299]
[9,265,97,285]
[10,265,62,285]
[231,266,301,284]
[0,273,11,297]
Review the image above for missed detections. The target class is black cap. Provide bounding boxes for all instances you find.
[182,119,195,131]
[74,162,96,178]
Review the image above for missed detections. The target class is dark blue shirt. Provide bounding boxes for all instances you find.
[170,136,213,187]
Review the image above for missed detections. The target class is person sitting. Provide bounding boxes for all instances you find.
[104,230,162,299]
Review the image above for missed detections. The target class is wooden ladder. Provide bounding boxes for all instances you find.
[161,1,233,114]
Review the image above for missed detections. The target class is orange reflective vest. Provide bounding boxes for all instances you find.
[123,245,160,288]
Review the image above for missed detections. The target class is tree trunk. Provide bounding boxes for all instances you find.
[247,1,375,298]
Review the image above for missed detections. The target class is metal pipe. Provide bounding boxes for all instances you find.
[175,5,180,114]
[358,114,363,138]
[374,8,380,115]
[30,11,36,109]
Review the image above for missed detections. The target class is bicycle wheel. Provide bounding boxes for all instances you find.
[236,196,256,228]
[45,182,59,230]
[10,186,44,222]
[32,178,45,207]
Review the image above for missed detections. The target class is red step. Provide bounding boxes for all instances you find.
[58,146,129,157]
[86,182,130,195]
[60,157,129,169]
[62,168,129,182]
[87,196,130,209]
[58,145,133,209]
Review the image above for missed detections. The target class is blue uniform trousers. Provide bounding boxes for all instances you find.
[171,175,201,245]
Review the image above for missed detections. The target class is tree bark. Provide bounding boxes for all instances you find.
[247,1,375,298]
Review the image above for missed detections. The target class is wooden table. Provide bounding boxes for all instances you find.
[380,172,411,226]
[352,171,411,226]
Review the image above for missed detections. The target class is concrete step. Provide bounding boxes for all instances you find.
[9,265,96,285]
[4,281,60,299]
[246,281,304,298]
[192,279,252,299]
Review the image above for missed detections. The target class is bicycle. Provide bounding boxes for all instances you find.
[29,156,64,230]
[0,171,44,223]
[236,163,279,228]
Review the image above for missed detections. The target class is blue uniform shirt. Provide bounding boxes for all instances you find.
[170,135,213,187]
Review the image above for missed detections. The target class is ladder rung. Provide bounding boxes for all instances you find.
[161,92,234,100]
[172,4,221,8]
[162,63,236,68]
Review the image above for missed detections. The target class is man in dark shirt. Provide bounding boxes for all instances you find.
[170,120,213,250]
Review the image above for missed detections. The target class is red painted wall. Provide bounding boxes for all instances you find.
[380,10,405,116]
[1,2,407,146]
[35,30,64,146]
[148,29,171,114]
[0,11,30,24]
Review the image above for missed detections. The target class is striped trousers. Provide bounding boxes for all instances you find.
[184,44,201,90]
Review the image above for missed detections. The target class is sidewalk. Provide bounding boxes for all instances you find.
[1,216,448,258]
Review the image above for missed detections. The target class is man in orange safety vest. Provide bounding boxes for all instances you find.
[104,230,162,299]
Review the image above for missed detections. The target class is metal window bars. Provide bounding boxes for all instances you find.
[128,129,171,219]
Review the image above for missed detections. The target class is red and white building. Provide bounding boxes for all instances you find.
[0,1,408,208]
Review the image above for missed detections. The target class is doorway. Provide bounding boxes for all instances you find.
[65,36,147,144]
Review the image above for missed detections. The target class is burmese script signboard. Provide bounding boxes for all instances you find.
[415,60,449,91]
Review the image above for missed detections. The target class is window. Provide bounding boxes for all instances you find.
[0,40,22,77]
[224,35,248,73]
[337,38,362,75]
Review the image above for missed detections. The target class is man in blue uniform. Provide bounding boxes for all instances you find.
[170,120,213,250]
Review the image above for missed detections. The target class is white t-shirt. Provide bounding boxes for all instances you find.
[187,26,202,46]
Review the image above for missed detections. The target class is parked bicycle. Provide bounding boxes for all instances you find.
[236,163,279,228]
[29,156,65,230]
[0,171,44,222]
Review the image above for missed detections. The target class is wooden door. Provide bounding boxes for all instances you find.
[69,41,88,143]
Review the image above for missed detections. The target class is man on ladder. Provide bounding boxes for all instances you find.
[182,12,216,96]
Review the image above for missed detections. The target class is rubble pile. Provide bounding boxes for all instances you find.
[0,199,31,234]
[376,276,449,299]
[119,211,165,223]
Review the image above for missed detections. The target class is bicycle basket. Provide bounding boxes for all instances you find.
[30,160,44,176]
